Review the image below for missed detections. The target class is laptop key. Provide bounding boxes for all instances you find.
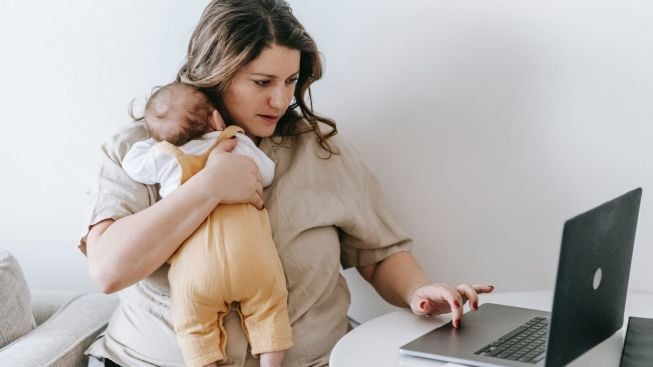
[531,352,546,363]
[476,316,550,363]
[486,346,509,357]
[497,325,529,342]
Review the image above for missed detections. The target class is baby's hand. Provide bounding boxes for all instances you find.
[211,109,226,131]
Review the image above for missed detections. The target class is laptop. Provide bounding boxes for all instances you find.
[400,188,642,367]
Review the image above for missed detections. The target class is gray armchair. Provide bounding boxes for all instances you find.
[0,289,118,367]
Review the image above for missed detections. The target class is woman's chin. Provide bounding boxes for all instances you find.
[250,126,277,139]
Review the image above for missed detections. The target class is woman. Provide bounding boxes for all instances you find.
[82,0,493,366]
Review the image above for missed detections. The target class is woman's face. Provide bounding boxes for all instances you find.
[222,44,301,139]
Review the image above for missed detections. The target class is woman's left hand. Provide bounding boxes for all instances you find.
[408,283,494,328]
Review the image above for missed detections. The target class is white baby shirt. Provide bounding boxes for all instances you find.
[122,131,275,197]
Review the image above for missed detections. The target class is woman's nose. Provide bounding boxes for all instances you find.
[269,85,290,109]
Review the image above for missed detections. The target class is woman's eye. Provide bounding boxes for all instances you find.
[286,77,299,85]
[254,80,270,86]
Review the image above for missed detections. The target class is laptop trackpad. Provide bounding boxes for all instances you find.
[400,303,550,366]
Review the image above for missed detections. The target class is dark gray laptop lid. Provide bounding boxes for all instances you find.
[545,188,642,367]
[399,188,642,367]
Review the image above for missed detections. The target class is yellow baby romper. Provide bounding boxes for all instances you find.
[160,126,293,367]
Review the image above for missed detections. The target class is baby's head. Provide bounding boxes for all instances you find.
[144,82,224,146]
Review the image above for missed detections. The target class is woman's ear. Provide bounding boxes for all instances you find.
[210,109,226,130]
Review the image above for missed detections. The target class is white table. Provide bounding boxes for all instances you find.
[330,291,653,367]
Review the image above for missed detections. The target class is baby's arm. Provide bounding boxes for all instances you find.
[123,140,184,197]
[122,139,162,185]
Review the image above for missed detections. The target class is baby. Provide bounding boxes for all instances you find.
[123,82,292,367]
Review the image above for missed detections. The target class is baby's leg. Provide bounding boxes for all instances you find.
[168,225,231,367]
[169,276,230,367]
[238,263,293,359]
[221,205,293,363]
[259,351,286,367]
[238,257,293,356]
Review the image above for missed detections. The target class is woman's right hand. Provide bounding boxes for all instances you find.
[202,138,264,209]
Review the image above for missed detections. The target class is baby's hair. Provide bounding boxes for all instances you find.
[142,82,216,146]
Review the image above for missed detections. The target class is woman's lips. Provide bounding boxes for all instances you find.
[258,114,280,124]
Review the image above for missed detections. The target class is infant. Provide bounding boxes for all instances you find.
[123,82,292,367]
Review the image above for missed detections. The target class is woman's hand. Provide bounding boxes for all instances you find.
[408,283,494,328]
[202,138,264,209]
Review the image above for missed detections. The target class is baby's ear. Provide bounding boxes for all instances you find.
[211,109,226,131]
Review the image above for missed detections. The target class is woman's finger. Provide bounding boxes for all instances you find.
[440,288,464,328]
[212,137,237,153]
[416,284,464,328]
[256,171,264,197]
[410,283,493,328]
[456,284,479,311]
[255,182,264,209]
[257,181,264,199]
[251,192,264,210]
[472,284,495,294]
[410,284,443,315]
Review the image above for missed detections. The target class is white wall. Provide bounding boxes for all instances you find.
[289,0,653,322]
[0,0,208,291]
[2,1,652,323]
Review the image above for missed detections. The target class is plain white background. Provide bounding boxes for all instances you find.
[1,0,651,323]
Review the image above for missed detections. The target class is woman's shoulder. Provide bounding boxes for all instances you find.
[283,126,370,176]
[277,127,382,197]
[101,121,151,161]
[288,122,356,157]
[105,120,150,147]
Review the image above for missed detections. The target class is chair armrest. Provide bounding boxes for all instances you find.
[31,290,78,326]
[0,293,119,367]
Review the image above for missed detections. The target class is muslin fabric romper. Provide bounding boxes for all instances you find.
[132,126,293,367]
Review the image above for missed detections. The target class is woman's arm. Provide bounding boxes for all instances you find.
[357,251,429,308]
[87,139,264,293]
[357,251,493,328]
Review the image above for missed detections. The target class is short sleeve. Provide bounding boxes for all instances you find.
[122,139,161,185]
[78,121,158,254]
[331,137,413,269]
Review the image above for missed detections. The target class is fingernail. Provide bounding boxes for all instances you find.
[454,320,460,328]
[454,300,461,308]
[473,301,478,310]
[489,285,495,290]
[419,301,427,310]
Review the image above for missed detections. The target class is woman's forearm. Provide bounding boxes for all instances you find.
[357,251,431,308]
[87,170,223,293]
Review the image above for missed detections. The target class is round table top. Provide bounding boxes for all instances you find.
[329,291,653,367]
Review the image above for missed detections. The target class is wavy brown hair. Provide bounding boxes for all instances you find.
[177,0,337,155]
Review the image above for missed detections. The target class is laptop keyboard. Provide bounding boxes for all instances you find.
[473,316,548,364]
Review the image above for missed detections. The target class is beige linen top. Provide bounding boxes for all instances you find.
[80,120,412,367]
